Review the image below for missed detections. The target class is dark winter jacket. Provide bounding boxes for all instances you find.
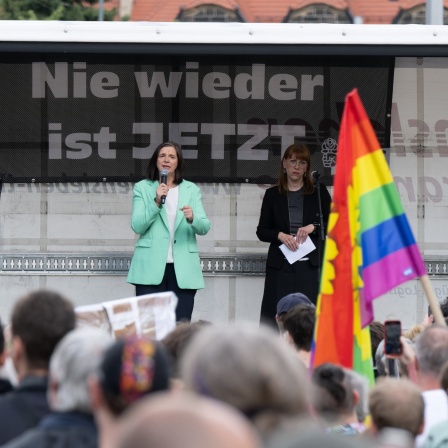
[0,376,49,445]
[1,411,97,448]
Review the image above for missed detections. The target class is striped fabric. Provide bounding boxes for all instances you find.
[311,89,426,382]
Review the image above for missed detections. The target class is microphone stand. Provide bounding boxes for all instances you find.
[313,172,325,289]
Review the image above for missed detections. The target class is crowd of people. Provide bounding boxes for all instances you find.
[0,289,447,448]
[1,143,447,447]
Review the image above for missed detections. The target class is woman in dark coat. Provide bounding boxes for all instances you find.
[256,143,331,324]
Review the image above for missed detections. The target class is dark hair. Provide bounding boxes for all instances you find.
[278,143,314,195]
[11,290,75,370]
[146,141,184,185]
[428,297,448,318]
[311,363,355,422]
[99,337,170,416]
[282,304,316,351]
[369,321,384,367]
[162,321,210,378]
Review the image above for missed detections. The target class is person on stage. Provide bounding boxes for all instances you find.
[127,141,210,322]
[256,143,331,324]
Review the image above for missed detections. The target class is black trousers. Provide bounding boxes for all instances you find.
[260,258,319,327]
[135,263,196,322]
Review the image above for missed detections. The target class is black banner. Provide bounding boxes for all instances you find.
[0,52,394,185]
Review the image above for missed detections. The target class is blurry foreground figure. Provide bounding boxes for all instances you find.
[368,377,424,446]
[0,290,76,445]
[311,363,360,435]
[412,326,448,447]
[89,335,171,448]
[0,319,14,394]
[181,324,309,441]
[117,392,261,448]
[2,327,112,448]
[161,320,209,387]
[266,427,376,448]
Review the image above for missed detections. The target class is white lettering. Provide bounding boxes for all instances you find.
[300,74,324,101]
[93,127,116,159]
[32,62,68,98]
[268,74,297,101]
[34,62,325,101]
[48,124,116,159]
[48,123,63,159]
[270,125,306,156]
[202,72,231,99]
[132,123,163,159]
[185,62,199,98]
[134,71,183,97]
[48,122,309,161]
[66,133,92,159]
[73,62,87,98]
[234,64,265,100]
[201,123,236,159]
[90,72,119,98]
[237,124,269,160]
[32,62,120,99]
[169,123,198,159]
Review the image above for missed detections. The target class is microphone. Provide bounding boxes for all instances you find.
[311,170,321,181]
[160,169,168,205]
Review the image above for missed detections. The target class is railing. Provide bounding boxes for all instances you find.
[0,253,267,276]
[1,253,447,277]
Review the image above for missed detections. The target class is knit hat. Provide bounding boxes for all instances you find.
[99,335,170,406]
[276,293,315,315]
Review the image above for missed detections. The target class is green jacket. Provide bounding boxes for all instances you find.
[126,179,210,289]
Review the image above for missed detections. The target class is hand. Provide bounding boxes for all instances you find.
[180,206,194,223]
[278,232,299,251]
[156,183,169,203]
[398,336,416,366]
[385,336,415,365]
[295,225,314,244]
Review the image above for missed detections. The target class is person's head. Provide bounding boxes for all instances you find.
[282,304,316,352]
[414,324,448,383]
[368,377,424,438]
[162,321,209,379]
[311,363,357,424]
[117,392,261,448]
[369,321,384,369]
[94,335,171,417]
[11,290,76,378]
[343,368,369,424]
[428,297,448,318]
[48,327,112,413]
[265,426,376,448]
[147,141,184,184]
[276,292,315,333]
[278,143,314,194]
[181,324,309,434]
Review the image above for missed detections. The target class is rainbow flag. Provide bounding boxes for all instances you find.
[311,89,426,380]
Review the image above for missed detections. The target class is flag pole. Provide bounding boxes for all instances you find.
[420,274,446,326]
